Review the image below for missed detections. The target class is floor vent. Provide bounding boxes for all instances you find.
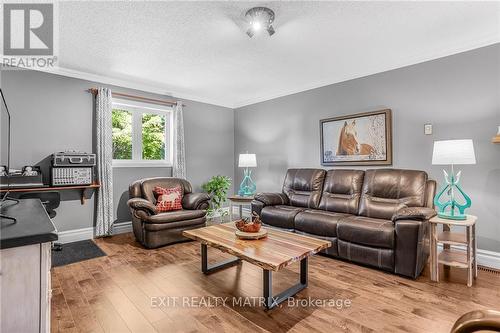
[478,265,500,275]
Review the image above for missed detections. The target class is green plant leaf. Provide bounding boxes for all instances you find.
[201,175,232,211]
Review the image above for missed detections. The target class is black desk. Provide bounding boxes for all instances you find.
[0,198,58,249]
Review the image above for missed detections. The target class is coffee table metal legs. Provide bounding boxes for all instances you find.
[201,244,309,309]
[263,257,308,310]
[201,244,241,274]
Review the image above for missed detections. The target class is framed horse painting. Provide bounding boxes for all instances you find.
[320,109,392,166]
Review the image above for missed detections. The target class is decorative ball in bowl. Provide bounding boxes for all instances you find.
[235,213,262,233]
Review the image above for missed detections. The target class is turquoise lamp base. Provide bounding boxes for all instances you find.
[238,168,256,197]
[434,167,472,221]
[437,211,467,220]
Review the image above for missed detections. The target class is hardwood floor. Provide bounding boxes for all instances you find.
[51,233,500,333]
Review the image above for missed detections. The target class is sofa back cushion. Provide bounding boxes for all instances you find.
[319,169,365,214]
[153,186,183,212]
[359,169,428,220]
[282,169,326,208]
[129,177,192,204]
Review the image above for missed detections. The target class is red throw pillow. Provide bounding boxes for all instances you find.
[153,186,183,212]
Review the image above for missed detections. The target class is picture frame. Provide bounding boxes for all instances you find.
[320,109,392,166]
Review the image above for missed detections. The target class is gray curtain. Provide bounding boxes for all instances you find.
[173,101,186,179]
[95,87,114,236]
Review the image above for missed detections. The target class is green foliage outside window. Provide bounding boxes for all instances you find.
[142,113,166,160]
[111,109,167,161]
[112,109,132,159]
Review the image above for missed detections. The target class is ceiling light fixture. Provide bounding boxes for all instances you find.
[245,7,275,38]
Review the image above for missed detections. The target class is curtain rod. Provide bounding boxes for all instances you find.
[87,88,184,107]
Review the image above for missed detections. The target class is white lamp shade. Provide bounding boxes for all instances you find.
[238,153,257,167]
[432,139,476,165]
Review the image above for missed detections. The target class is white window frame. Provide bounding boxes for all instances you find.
[112,98,173,168]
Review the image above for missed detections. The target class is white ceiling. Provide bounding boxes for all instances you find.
[52,1,500,108]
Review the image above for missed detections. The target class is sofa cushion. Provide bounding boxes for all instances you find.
[336,216,395,249]
[282,169,326,209]
[295,230,339,256]
[261,205,305,229]
[359,169,428,220]
[319,169,365,214]
[144,209,206,224]
[338,239,394,271]
[294,209,348,237]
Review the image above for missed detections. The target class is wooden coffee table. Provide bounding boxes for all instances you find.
[183,222,331,310]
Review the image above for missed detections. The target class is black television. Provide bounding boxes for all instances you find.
[1,88,11,190]
[1,88,18,221]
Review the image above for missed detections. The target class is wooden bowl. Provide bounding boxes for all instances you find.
[234,219,262,233]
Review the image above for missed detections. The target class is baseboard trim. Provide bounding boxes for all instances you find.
[437,244,500,270]
[113,221,133,234]
[57,227,94,244]
[57,222,133,244]
[231,207,252,217]
[207,207,230,219]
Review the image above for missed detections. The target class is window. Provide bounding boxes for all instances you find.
[112,99,173,167]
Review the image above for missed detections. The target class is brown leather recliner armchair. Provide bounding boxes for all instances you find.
[127,177,210,249]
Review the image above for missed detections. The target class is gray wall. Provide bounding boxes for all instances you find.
[1,69,234,231]
[2,44,499,252]
[235,44,500,252]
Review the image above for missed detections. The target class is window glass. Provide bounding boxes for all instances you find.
[112,109,132,160]
[142,113,166,160]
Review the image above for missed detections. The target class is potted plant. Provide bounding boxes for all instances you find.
[202,175,232,222]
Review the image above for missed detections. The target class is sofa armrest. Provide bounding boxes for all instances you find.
[254,192,289,206]
[182,192,210,210]
[251,200,265,217]
[394,218,429,278]
[127,198,158,216]
[392,207,436,222]
[252,192,288,217]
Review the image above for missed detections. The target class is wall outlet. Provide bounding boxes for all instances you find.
[424,124,433,135]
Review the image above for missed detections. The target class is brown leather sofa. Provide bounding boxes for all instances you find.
[128,177,210,248]
[251,168,436,279]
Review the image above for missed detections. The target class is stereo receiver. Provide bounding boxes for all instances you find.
[51,167,93,186]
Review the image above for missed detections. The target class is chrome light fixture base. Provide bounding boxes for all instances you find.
[245,7,275,37]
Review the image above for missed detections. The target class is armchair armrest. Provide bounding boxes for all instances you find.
[182,192,210,210]
[392,207,436,222]
[254,192,289,206]
[127,198,158,216]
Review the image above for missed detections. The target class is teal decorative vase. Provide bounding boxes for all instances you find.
[238,168,256,196]
[434,168,471,220]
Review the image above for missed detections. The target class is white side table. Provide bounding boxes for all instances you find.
[429,215,477,287]
[228,195,254,220]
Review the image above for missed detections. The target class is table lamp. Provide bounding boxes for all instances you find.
[432,139,476,220]
[238,153,257,196]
